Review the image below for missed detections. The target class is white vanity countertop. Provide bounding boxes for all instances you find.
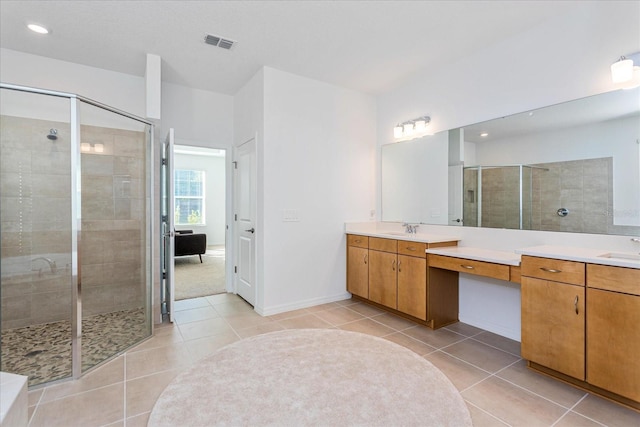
[347,230,461,244]
[425,246,521,266]
[516,245,640,269]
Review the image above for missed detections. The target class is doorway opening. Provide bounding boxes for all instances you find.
[172,145,227,300]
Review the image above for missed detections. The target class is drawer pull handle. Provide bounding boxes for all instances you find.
[355,239,361,243]
[398,260,402,272]
[364,254,368,265]
[461,265,474,270]
[574,295,579,315]
[406,246,416,251]
[540,267,562,273]
[392,259,396,271]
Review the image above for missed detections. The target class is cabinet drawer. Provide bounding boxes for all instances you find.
[521,256,585,286]
[587,264,640,296]
[347,234,369,249]
[369,237,397,253]
[428,254,510,281]
[397,241,426,258]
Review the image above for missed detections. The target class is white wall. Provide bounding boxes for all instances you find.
[375,1,640,340]
[174,152,226,245]
[1,48,146,117]
[260,67,376,315]
[161,82,233,149]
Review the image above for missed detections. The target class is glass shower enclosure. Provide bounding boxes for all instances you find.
[0,83,153,386]
[463,164,543,230]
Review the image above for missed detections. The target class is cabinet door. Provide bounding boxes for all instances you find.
[521,277,585,380]
[368,250,397,309]
[347,246,369,298]
[587,288,640,401]
[397,255,426,320]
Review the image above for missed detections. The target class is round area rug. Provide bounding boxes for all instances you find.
[148,329,472,426]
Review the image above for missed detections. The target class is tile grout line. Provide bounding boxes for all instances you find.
[550,393,607,427]
[464,399,512,426]
[467,335,522,358]
[458,357,522,393]
[432,348,497,377]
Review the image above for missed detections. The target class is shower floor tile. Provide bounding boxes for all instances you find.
[1,308,148,386]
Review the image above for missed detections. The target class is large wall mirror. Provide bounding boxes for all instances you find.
[381,87,640,235]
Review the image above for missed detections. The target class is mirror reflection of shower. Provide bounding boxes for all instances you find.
[47,128,58,140]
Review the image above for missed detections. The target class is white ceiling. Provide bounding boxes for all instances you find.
[0,0,583,96]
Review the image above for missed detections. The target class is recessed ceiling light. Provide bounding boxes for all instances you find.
[27,24,49,34]
[480,132,489,137]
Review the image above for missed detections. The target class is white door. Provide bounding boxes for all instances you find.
[161,129,176,321]
[448,165,463,226]
[234,138,256,306]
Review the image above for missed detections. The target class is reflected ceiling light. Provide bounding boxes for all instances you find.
[27,23,49,34]
[611,52,640,89]
[393,116,431,141]
[480,132,489,137]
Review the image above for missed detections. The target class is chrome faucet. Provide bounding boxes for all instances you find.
[402,223,419,234]
[32,257,57,274]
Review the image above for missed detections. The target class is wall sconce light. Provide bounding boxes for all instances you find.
[611,52,640,89]
[393,116,431,141]
[81,142,105,153]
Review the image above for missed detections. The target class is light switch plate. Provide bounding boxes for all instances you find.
[283,209,300,222]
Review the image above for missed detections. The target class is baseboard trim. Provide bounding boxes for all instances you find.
[256,292,352,317]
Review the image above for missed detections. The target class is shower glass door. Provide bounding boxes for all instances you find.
[1,83,153,386]
[78,100,152,372]
[0,88,74,386]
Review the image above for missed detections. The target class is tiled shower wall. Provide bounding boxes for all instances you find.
[531,157,612,234]
[1,115,73,329]
[80,124,147,317]
[462,158,612,233]
[0,116,147,329]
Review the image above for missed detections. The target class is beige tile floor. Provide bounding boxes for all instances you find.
[26,293,640,427]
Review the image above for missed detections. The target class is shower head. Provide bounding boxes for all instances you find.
[47,129,58,140]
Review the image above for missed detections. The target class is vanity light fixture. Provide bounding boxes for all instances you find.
[27,23,49,34]
[393,116,431,141]
[611,52,640,89]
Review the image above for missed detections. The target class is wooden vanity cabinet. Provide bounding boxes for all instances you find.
[521,256,640,409]
[397,241,427,320]
[521,276,585,380]
[346,234,456,325]
[521,256,586,380]
[346,235,369,298]
[368,237,398,309]
[586,264,640,403]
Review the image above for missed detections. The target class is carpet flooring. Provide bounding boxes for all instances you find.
[148,329,472,426]
[174,246,226,300]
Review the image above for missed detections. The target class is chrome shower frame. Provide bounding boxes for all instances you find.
[1,82,155,381]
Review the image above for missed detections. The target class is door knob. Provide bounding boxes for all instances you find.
[245,228,255,233]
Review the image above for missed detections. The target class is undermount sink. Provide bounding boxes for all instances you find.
[597,252,640,261]
[384,232,408,236]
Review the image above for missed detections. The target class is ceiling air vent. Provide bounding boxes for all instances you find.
[204,33,236,50]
